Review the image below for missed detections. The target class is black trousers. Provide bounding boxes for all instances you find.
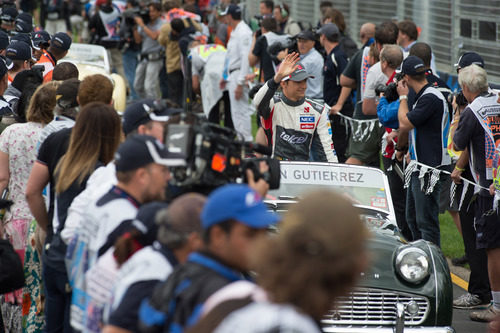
[460,167,491,301]
[208,91,233,129]
[382,156,413,241]
[329,102,353,163]
[167,70,184,107]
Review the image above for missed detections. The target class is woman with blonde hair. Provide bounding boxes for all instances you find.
[43,101,122,332]
[0,81,59,332]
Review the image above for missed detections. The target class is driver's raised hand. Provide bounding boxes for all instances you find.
[273,52,300,83]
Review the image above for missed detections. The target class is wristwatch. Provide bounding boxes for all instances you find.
[399,95,408,101]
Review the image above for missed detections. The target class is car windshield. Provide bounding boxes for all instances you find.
[267,162,391,214]
[62,43,107,69]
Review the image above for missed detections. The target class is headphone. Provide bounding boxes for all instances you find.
[279,3,288,18]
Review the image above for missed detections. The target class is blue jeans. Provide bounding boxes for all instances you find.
[122,48,139,100]
[43,263,72,333]
[406,171,442,247]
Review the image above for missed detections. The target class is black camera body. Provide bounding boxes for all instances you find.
[448,90,468,107]
[165,116,280,192]
[375,82,399,103]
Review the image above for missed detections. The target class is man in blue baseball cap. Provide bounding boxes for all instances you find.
[139,183,279,332]
[5,41,33,81]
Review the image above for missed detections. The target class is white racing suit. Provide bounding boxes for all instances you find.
[253,79,337,162]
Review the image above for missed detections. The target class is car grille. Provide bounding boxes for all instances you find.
[322,287,430,326]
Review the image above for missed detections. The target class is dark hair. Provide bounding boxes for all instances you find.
[10,59,26,73]
[171,18,185,34]
[409,42,432,67]
[163,0,179,12]
[398,20,418,42]
[410,72,426,82]
[116,169,136,184]
[114,229,143,266]
[48,45,67,59]
[260,0,274,11]
[322,8,345,33]
[53,62,79,81]
[202,219,236,245]
[320,1,333,9]
[16,69,45,123]
[375,21,399,46]
[77,74,113,106]
[261,17,277,32]
[149,2,162,12]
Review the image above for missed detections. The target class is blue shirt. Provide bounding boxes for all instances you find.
[300,48,324,99]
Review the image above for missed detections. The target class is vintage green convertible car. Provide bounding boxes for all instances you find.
[265,162,454,333]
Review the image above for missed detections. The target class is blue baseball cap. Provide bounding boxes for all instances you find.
[5,41,33,61]
[51,32,72,51]
[0,31,9,50]
[201,184,280,229]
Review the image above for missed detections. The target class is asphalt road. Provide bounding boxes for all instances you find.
[452,283,488,333]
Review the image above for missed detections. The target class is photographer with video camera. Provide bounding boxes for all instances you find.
[253,52,336,162]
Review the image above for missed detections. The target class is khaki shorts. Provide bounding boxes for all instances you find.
[347,122,385,167]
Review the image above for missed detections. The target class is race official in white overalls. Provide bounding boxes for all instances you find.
[219,4,253,141]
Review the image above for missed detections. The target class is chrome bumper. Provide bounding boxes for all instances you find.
[322,327,455,333]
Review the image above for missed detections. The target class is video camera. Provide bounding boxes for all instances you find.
[375,72,405,103]
[165,115,280,193]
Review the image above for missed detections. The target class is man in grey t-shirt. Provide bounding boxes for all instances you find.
[133,2,164,99]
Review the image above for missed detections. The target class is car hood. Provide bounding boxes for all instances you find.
[359,230,436,297]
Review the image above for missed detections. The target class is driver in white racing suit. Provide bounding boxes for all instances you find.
[253,53,337,162]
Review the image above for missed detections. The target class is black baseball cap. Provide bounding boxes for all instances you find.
[122,99,181,135]
[14,20,31,34]
[0,31,9,50]
[98,201,168,256]
[10,33,37,50]
[16,12,32,25]
[51,32,72,51]
[0,56,10,78]
[56,78,80,109]
[5,41,33,61]
[114,135,185,172]
[219,4,241,17]
[317,23,339,40]
[397,55,426,76]
[455,52,484,70]
[32,30,51,48]
[0,7,17,22]
[281,62,314,82]
[297,30,315,41]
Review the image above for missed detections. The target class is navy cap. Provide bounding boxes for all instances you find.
[5,41,32,61]
[0,7,18,22]
[297,30,315,41]
[282,62,314,82]
[455,52,484,70]
[398,55,426,76]
[0,56,9,78]
[14,20,31,34]
[114,135,185,172]
[31,30,50,48]
[317,23,339,40]
[132,201,168,246]
[56,78,80,109]
[219,4,241,17]
[51,32,72,51]
[98,201,168,256]
[122,99,181,135]
[16,12,32,25]
[201,184,280,229]
[10,33,36,49]
[0,31,9,50]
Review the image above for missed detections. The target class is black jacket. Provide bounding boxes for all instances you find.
[0,239,24,294]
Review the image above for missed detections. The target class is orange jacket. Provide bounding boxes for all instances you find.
[36,50,57,83]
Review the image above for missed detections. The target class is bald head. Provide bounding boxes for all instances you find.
[156,193,206,249]
[360,22,375,45]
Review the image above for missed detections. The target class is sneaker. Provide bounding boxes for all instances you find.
[452,255,468,267]
[453,293,490,309]
[470,304,500,322]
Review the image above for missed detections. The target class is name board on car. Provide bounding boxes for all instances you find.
[279,163,385,189]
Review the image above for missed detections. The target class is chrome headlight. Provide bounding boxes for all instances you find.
[395,247,430,284]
